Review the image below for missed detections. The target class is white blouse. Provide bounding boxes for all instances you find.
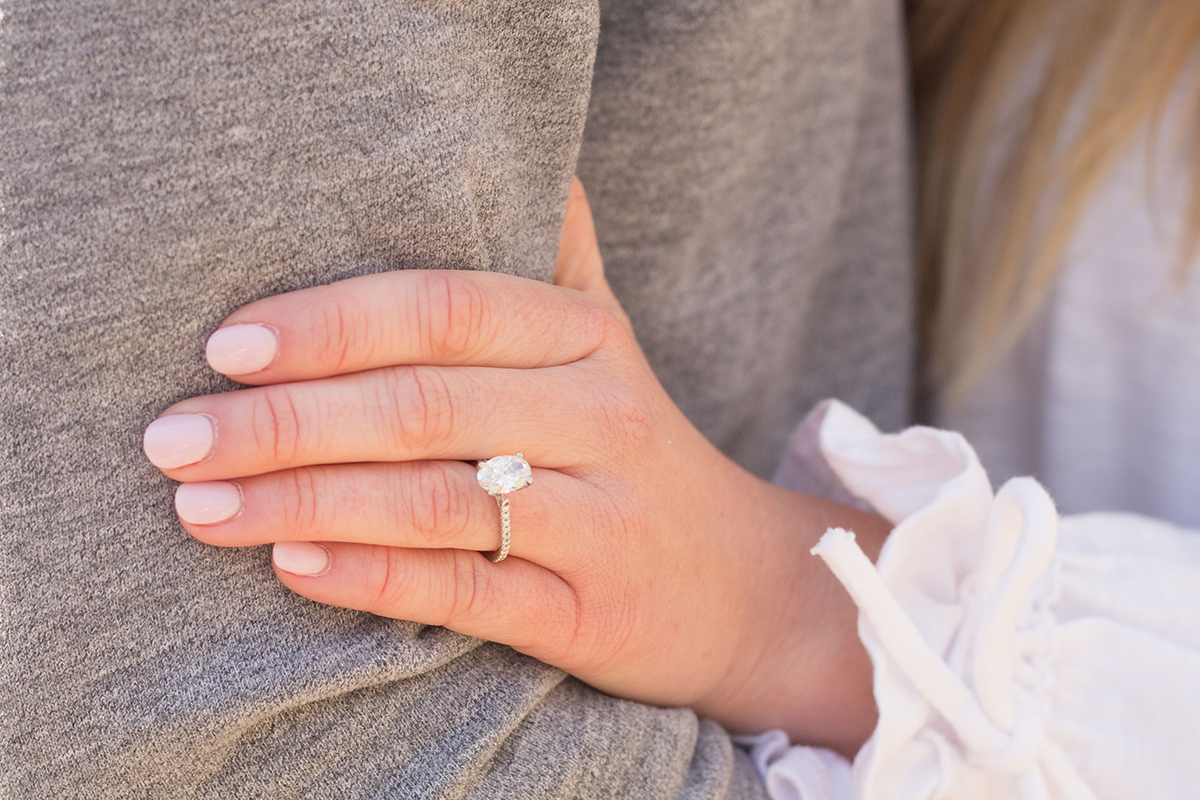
[938,121,1200,529]
[744,400,1200,800]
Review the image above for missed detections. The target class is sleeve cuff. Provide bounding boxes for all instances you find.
[749,400,1200,800]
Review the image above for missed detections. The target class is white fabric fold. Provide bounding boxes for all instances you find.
[733,731,853,800]
[749,399,1200,800]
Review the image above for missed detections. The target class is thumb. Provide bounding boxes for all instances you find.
[553,177,627,324]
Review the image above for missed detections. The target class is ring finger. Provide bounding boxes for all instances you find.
[175,460,593,570]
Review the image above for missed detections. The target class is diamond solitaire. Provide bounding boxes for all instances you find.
[475,454,531,564]
[476,454,533,496]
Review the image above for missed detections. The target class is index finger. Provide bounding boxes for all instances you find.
[204,270,616,383]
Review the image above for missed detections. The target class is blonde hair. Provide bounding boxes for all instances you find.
[910,0,1200,402]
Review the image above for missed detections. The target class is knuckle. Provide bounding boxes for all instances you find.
[281,467,331,536]
[591,303,636,355]
[556,590,588,660]
[559,299,627,361]
[558,574,638,667]
[251,385,307,464]
[446,549,494,626]
[312,291,374,373]
[592,383,658,453]
[406,463,470,546]
[581,536,642,652]
[380,366,457,451]
[418,272,492,361]
[592,589,639,658]
[368,545,410,612]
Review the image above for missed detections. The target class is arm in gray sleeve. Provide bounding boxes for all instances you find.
[0,1,769,796]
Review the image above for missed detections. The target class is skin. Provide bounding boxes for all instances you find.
[147,178,890,757]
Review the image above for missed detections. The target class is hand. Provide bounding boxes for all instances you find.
[144,178,888,755]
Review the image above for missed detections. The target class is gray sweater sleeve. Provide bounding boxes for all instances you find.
[0,1,770,796]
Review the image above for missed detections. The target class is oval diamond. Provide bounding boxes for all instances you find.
[476,454,533,495]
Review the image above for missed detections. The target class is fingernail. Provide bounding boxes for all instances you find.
[143,414,217,469]
[175,481,243,525]
[205,323,279,375]
[272,541,330,577]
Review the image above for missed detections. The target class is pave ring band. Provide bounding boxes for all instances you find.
[476,454,533,563]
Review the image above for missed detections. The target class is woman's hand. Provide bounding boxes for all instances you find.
[143,178,888,755]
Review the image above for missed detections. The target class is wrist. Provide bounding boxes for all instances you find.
[692,478,887,758]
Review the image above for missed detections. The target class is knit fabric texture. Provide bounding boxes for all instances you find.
[0,0,912,795]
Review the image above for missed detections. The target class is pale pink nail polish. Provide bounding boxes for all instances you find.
[205,323,279,375]
[175,482,243,525]
[142,414,217,469]
[272,541,330,576]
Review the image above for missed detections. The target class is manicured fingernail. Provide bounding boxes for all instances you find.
[272,541,330,576]
[143,414,217,469]
[205,323,279,375]
[175,481,243,525]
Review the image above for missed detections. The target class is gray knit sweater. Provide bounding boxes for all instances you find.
[0,0,913,796]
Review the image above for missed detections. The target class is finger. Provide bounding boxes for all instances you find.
[204,269,621,383]
[553,177,630,331]
[176,462,587,569]
[147,364,620,479]
[269,542,579,657]
[552,177,605,296]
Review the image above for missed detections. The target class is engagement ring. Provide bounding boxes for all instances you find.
[476,453,533,563]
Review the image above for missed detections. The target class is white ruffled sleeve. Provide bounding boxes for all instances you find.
[744,400,1200,800]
